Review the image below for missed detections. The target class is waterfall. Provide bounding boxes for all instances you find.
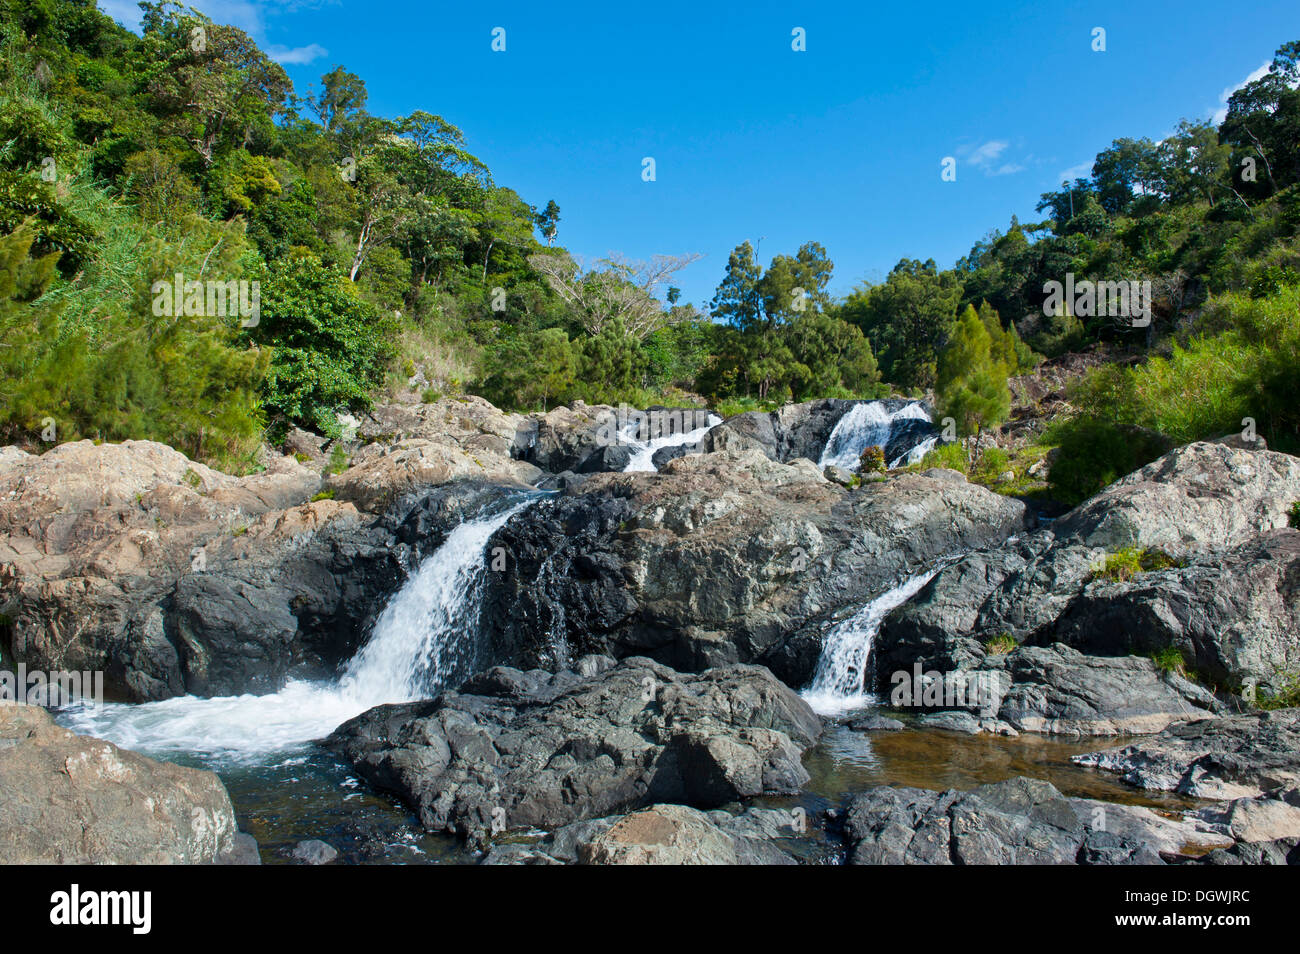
[801,567,942,716]
[622,410,722,472]
[59,495,537,763]
[818,401,933,471]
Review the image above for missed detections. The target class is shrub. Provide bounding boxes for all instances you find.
[984,633,1018,655]
[859,445,886,474]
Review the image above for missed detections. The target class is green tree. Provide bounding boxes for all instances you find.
[936,305,1011,443]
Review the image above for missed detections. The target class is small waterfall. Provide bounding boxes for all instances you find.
[818,401,932,471]
[60,495,537,762]
[801,567,942,716]
[622,410,722,472]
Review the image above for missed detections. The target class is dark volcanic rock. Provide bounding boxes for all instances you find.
[985,644,1221,736]
[1073,708,1300,799]
[1052,529,1300,695]
[842,776,1227,865]
[326,656,823,842]
[875,442,1300,701]
[482,447,1026,680]
[483,804,802,865]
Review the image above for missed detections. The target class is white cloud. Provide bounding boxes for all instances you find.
[1211,61,1271,124]
[267,43,328,65]
[97,0,329,62]
[1056,161,1093,184]
[955,140,1025,177]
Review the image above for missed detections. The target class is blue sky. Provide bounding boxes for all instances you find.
[101,0,1299,310]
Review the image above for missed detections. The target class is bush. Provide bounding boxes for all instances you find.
[859,445,886,474]
[1045,417,1172,505]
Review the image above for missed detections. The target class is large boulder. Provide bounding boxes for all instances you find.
[1073,708,1300,799]
[842,776,1229,865]
[0,704,255,864]
[876,442,1300,695]
[1052,530,1300,694]
[324,438,538,512]
[0,435,530,701]
[485,804,801,865]
[480,447,1027,680]
[327,656,822,842]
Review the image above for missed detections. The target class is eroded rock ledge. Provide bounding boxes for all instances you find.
[326,656,823,843]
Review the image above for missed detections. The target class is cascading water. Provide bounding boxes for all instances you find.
[818,401,933,471]
[801,567,943,717]
[59,495,537,763]
[622,411,722,472]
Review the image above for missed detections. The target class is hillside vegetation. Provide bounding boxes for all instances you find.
[2,2,1297,501]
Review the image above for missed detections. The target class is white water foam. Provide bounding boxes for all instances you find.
[818,401,932,471]
[622,411,722,472]
[59,497,536,763]
[801,567,942,717]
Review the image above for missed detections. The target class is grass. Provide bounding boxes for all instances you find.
[1149,645,1187,676]
[1090,547,1182,583]
[904,441,1054,502]
[310,489,336,502]
[1256,672,1300,710]
[983,633,1018,655]
[324,445,350,476]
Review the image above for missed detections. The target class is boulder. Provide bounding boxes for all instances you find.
[482,804,801,865]
[842,776,1229,865]
[1052,529,1300,694]
[0,704,253,864]
[480,446,1026,681]
[1072,708,1300,799]
[327,657,822,842]
[876,442,1300,697]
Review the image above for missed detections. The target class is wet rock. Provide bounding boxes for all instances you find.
[1175,838,1300,865]
[327,657,822,843]
[847,714,905,732]
[483,446,1026,680]
[0,705,247,864]
[289,839,339,865]
[842,776,1228,865]
[1073,708,1300,799]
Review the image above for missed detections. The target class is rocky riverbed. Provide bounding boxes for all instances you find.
[3,395,1299,865]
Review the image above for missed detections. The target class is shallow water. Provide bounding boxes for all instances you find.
[799,719,1204,813]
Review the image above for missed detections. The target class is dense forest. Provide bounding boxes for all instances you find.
[1,1,1297,503]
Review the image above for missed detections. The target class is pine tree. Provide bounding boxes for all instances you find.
[936,305,1012,452]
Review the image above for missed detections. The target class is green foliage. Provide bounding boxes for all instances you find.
[936,305,1012,438]
[1289,502,1300,529]
[1256,672,1300,710]
[983,633,1018,655]
[1091,547,1181,583]
[858,445,886,474]
[248,254,395,435]
[1149,646,1187,676]
[917,441,970,473]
